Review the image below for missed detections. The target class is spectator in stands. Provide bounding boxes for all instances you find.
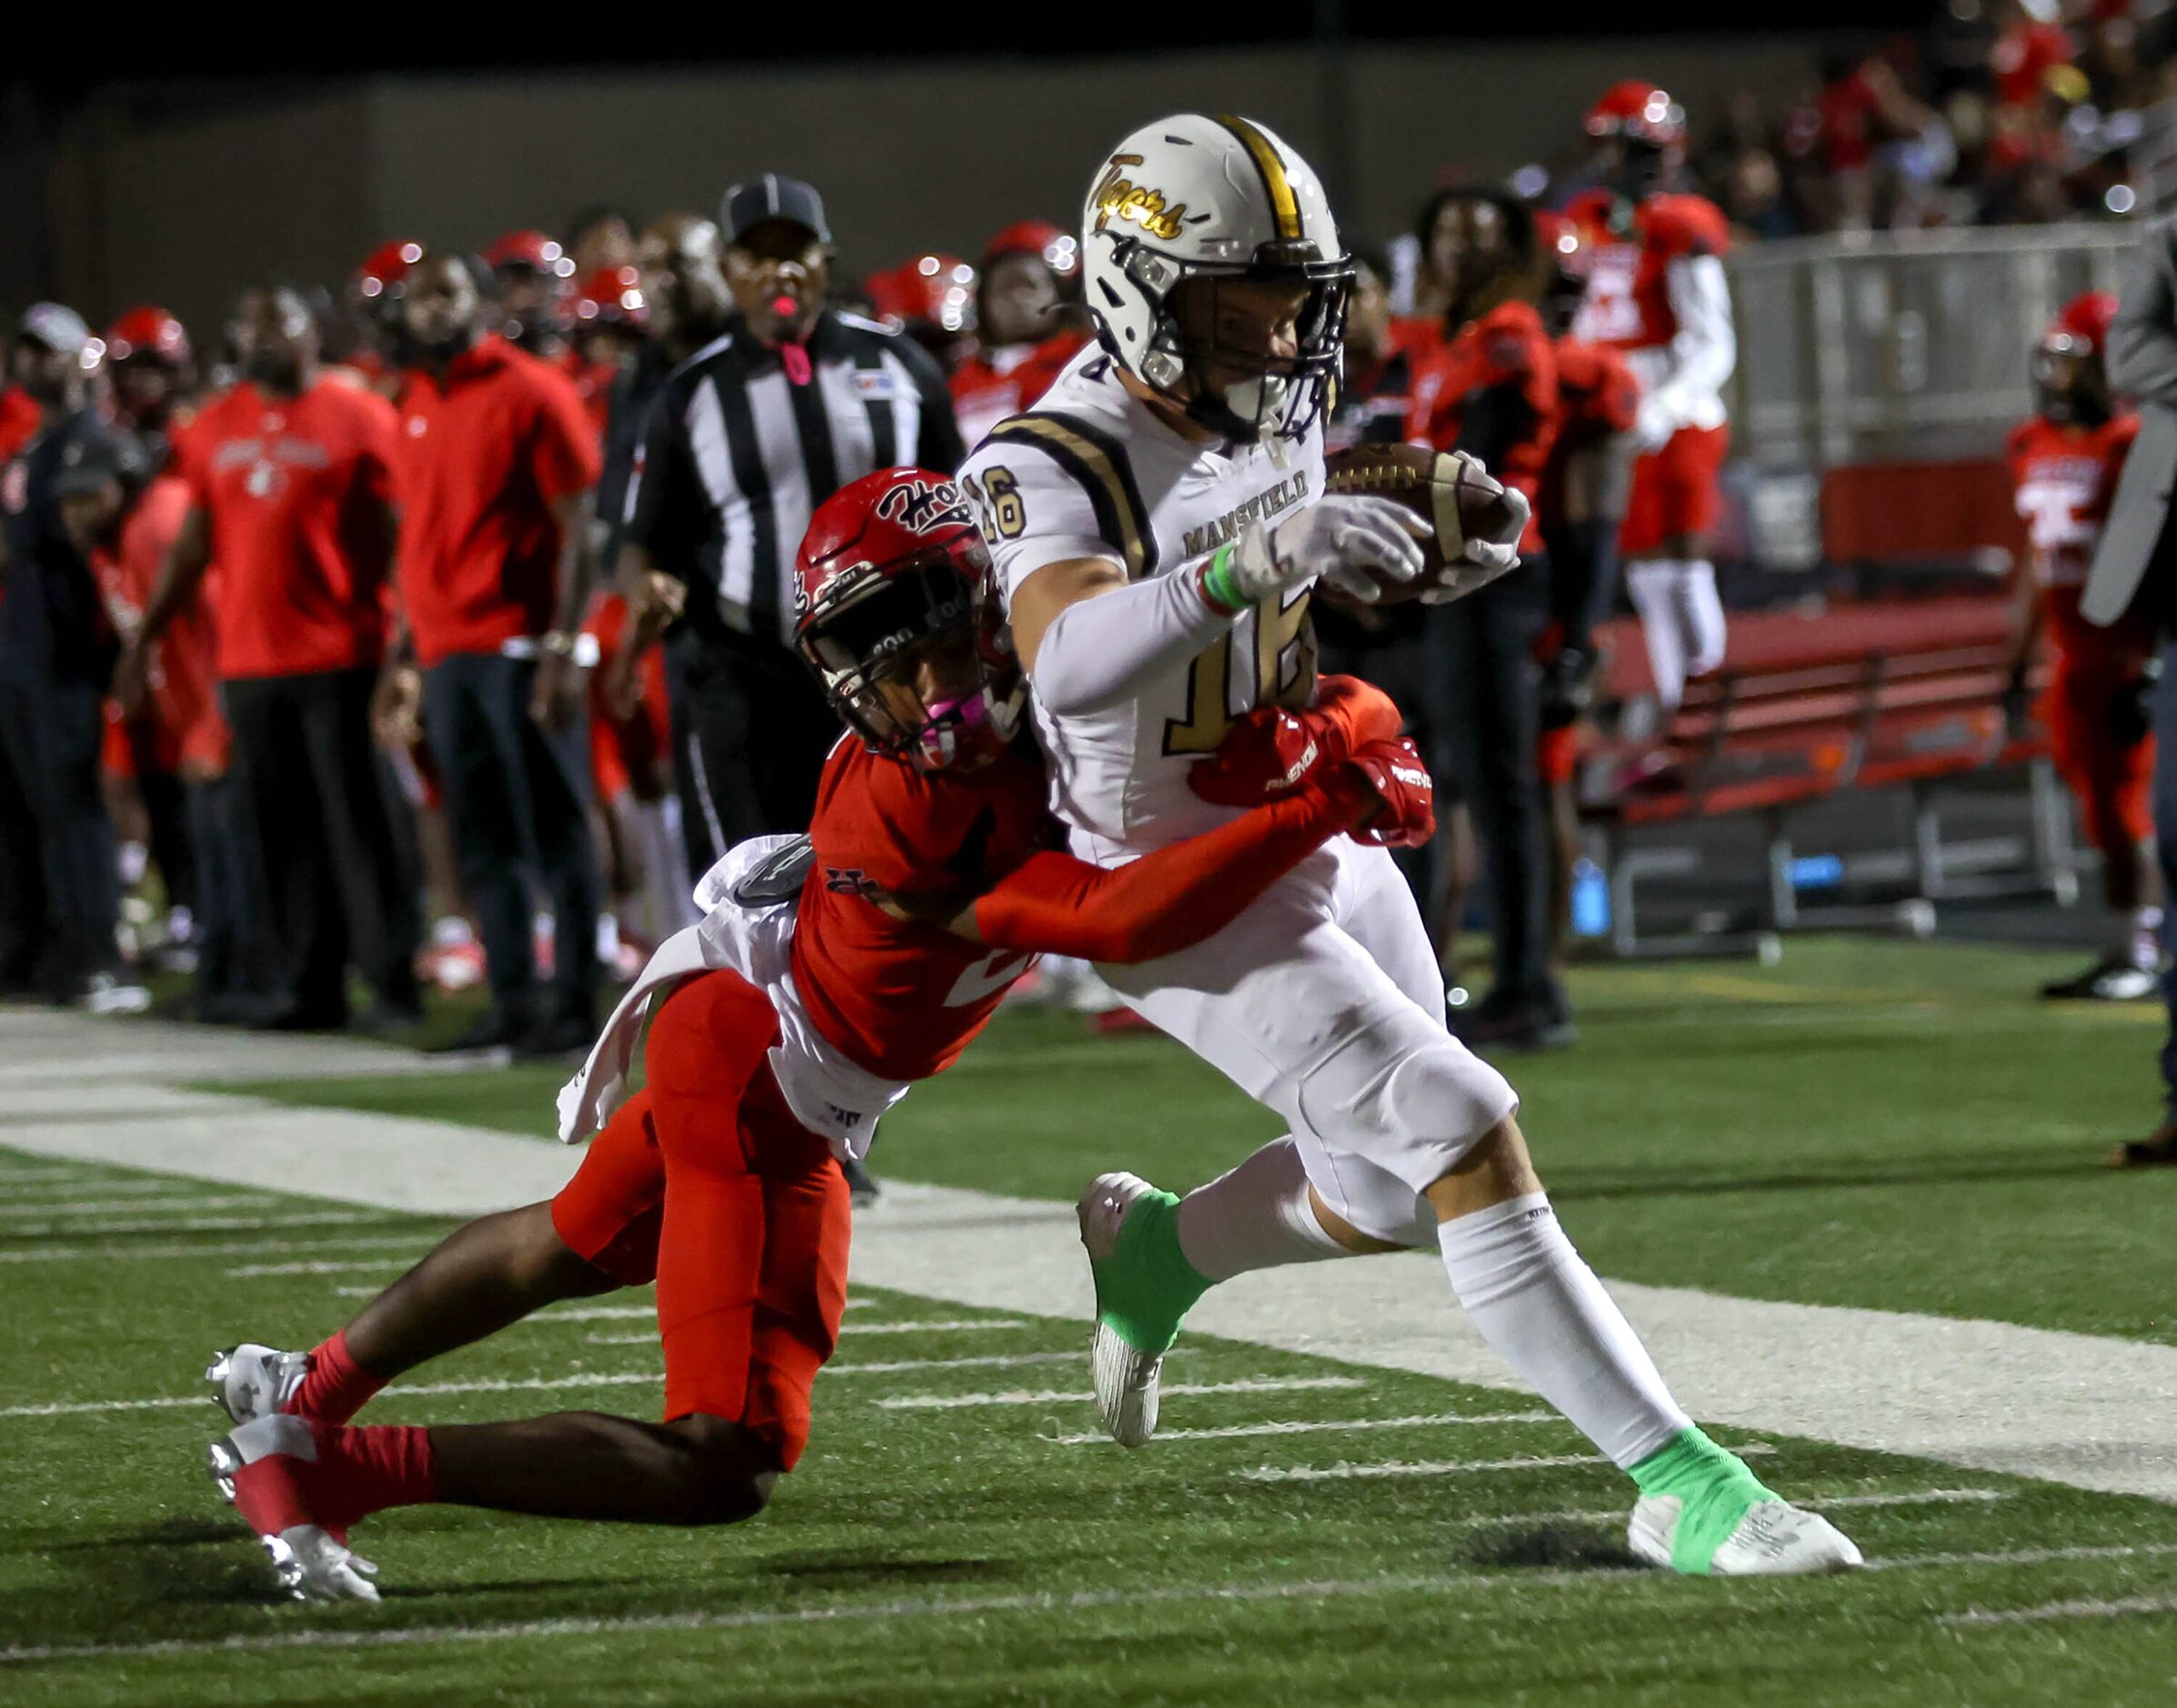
[2093,206,2177,1164]
[122,285,420,1030]
[371,252,605,1056]
[0,304,145,1012]
[1407,189,1567,1050]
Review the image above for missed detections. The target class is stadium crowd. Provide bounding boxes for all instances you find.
[0,21,2165,1075]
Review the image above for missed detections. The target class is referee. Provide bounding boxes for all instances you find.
[612,173,965,875]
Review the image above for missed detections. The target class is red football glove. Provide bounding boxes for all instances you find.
[1187,675,1407,809]
[1188,706,1326,807]
[1344,736,1437,849]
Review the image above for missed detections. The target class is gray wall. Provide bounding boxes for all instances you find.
[24,37,1831,333]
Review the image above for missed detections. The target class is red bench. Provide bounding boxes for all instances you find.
[1577,596,2074,956]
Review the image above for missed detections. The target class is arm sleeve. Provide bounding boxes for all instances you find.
[1028,568,1236,717]
[1644,254,1737,431]
[971,781,1356,963]
[2111,221,2177,413]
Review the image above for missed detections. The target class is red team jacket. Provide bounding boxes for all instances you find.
[1406,298,1560,553]
[1561,189,1733,356]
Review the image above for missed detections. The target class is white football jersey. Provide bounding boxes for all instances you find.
[958,346,1325,854]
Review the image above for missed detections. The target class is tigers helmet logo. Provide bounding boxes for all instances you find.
[874,477,971,536]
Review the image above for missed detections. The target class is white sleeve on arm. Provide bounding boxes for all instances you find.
[1649,254,1736,427]
[1028,568,1235,716]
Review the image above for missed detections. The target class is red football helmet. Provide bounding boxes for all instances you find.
[485,229,577,279]
[354,239,424,303]
[2045,290,2116,357]
[1586,81,1688,148]
[864,255,979,335]
[570,265,648,330]
[984,219,1080,282]
[794,467,1023,772]
[2035,290,2118,423]
[105,306,191,366]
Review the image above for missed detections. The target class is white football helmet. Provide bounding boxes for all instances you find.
[1079,114,1350,442]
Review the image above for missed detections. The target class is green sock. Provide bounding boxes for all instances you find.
[1093,1190,1212,1356]
[1629,1426,1779,1574]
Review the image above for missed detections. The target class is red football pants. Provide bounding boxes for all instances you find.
[549,969,850,1470]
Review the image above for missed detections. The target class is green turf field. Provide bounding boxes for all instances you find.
[5,938,2176,1704]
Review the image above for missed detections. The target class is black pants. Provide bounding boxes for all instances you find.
[668,632,842,876]
[0,704,47,988]
[421,650,599,1026]
[1422,560,1557,1007]
[224,667,423,1022]
[125,720,196,919]
[185,771,271,1008]
[0,668,119,990]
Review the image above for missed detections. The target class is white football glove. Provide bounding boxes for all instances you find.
[1227,495,1431,605]
[1417,482,1531,604]
[1634,390,1680,454]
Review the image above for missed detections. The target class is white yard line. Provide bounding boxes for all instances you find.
[1050,1411,1557,1445]
[3,1235,431,1267]
[569,1315,1019,1337]
[1941,1592,2177,1627]
[0,1193,277,1219]
[0,1178,223,1199]
[6,1006,2177,1500]
[5,1542,2168,1666]
[1243,1445,1778,1484]
[878,1377,1367,1411]
[2,1210,398,1237]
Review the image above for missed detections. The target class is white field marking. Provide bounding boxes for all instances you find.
[830,1351,1083,1377]
[0,1177,217,1198]
[1241,1444,1777,1484]
[0,1192,279,1219]
[1,1234,431,1267]
[1941,1592,2177,1627]
[1048,1410,1558,1445]
[878,1376,1366,1411]
[0,1164,106,1181]
[1862,1542,2177,1572]
[1468,1489,2012,1529]
[5,1542,2170,1666]
[578,1318,1025,1343]
[234,1258,411,1278]
[13,1004,2177,1501]
[0,1210,416,1237]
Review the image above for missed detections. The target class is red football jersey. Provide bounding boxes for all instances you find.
[1564,190,1732,356]
[949,330,1090,447]
[2008,414,2138,592]
[792,737,1061,1082]
[1405,298,1559,552]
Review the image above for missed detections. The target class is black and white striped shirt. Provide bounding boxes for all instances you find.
[623,309,963,653]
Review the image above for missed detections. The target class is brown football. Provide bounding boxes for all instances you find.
[1321,444,1523,604]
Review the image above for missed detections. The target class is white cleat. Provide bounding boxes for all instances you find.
[1627,1494,1865,1577]
[206,1342,312,1425]
[207,1424,381,1602]
[1078,1171,1169,1450]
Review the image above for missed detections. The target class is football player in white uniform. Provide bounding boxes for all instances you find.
[958,114,1858,1577]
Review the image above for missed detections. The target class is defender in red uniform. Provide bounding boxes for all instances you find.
[2005,292,2156,1001]
[197,467,1431,1601]
[1567,81,1736,710]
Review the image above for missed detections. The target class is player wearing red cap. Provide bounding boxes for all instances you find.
[2006,290,2156,1001]
[948,221,1093,447]
[1566,80,1736,712]
[196,466,1430,1600]
[486,228,577,359]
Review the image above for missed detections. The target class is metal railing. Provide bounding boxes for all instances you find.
[1726,222,2140,473]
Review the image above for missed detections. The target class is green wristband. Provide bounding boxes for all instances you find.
[1200,546,1247,615]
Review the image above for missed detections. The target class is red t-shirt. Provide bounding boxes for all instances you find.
[1564,190,1732,357]
[793,736,1059,1081]
[0,387,40,466]
[97,475,229,773]
[391,334,601,667]
[1405,298,1560,552]
[174,378,400,680]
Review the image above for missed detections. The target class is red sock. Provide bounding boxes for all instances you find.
[289,1330,387,1426]
[316,1423,439,1530]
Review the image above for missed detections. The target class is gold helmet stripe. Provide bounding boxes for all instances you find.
[1214,115,1303,242]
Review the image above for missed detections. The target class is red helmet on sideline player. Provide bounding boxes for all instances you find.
[105,306,196,437]
[2035,290,2119,426]
[569,265,648,331]
[484,229,575,278]
[865,255,978,336]
[105,306,191,367]
[794,468,1023,773]
[984,219,1079,282]
[1586,80,1686,202]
